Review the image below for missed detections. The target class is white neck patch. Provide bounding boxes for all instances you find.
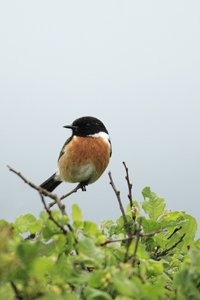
[88,131,110,141]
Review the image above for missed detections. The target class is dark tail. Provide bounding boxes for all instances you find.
[40,173,62,192]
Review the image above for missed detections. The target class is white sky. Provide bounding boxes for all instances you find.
[1,1,200,234]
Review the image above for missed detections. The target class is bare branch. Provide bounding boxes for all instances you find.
[7,165,60,202]
[7,165,73,233]
[61,183,83,199]
[101,228,166,246]
[108,171,129,233]
[39,193,68,235]
[132,219,142,267]
[123,161,133,207]
[48,183,82,208]
[124,239,132,263]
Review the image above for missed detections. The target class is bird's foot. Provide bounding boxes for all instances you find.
[79,182,88,191]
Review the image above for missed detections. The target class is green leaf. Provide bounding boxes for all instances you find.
[16,241,39,265]
[14,213,42,234]
[101,220,117,237]
[146,259,164,276]
[174,244,200,299]
[159,211,197,249]
[0,185,198,300]
[83,221,100,236]
[71,204,82,222]
[31,256,54,278]
[83,287,112,300]
[142,187,166,220]
[88,270,107,288]
[38,295,78,300]
[0,220,10,228]
[0,283,15,300]
[78,238,97,259]
[51,234,67,254]
[141,217,161,233]
[113,273,141,297]
[125,200,140,218]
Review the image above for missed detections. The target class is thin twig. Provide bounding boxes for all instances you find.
[132,219,142,267]
[48,183,82,208]
[123,162,133,207]
[10,281,23,300]
[101,237,132,246]
[155,233,186,258]
[124,239,132,263]
[108,171,129,232]
[39,193,68,235]
[167,226,182,240]
[101,228,166,246]
[7,165,60,202]
[7,165,73,233]
[61,183,82,199]
[164,285,176,292]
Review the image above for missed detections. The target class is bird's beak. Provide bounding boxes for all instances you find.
[63,125,77,130]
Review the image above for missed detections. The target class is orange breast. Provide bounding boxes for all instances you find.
[58,136,110,184]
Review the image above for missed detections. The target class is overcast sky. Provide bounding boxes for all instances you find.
[1,1,200,234]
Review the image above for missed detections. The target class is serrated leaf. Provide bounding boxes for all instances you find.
[142,187,166,220]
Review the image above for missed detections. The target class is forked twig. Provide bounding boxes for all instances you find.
[7,165,74,233]
[39,193,68,235]
[48,183,82,208]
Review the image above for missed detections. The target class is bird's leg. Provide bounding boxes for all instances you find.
[79,181,88,191]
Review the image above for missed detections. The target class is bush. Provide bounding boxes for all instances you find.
[1,167,199,299]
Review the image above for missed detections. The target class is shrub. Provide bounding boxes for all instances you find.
[1,166,199,299]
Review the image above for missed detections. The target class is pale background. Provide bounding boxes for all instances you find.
[1,1,200,234]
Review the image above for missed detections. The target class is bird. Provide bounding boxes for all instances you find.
[40,116,112,192]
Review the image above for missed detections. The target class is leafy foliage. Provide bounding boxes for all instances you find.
[0,186,199,300]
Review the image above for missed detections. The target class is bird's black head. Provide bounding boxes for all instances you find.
[64,116,109,137]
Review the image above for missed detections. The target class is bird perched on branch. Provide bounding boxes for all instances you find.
[40,116,112,192]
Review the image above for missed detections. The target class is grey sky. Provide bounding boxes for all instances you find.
[1,1,200,233]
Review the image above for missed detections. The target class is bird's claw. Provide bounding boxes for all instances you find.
[80,182,88,191]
